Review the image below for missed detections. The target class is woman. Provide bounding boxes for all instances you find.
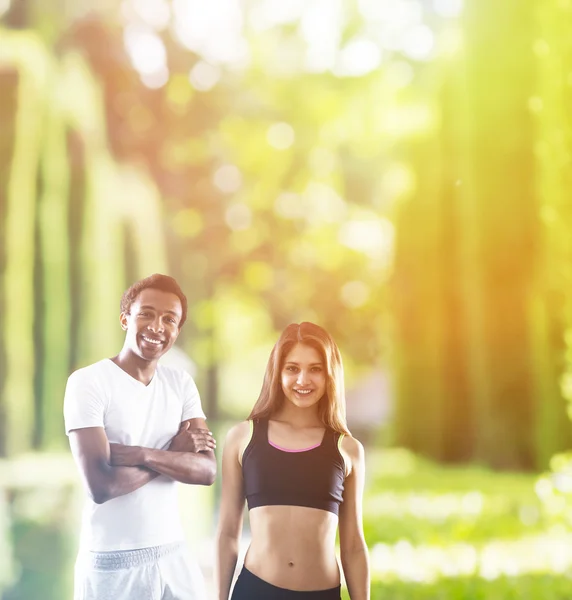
[215,322,370,600]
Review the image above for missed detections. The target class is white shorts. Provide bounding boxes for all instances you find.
[74,542,206,600]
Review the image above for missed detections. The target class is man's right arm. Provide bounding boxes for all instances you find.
[69,427,159,504]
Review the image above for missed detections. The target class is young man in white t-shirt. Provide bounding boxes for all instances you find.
[64,273,216,600]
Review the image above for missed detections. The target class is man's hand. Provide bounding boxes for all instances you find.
[109,443,146,467]
[169,421,216,453]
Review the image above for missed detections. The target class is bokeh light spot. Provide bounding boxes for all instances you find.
[130,0,171,30]
[540,204,558,225]
[166,74,194,106]
[433,0,463,18]
[381,163,416,201]
[189,61,221,91]
[267,122,295,150]
[141,67,169,88]
[243,261,274,291]
[213,164,243,194]
[124,24,167,75]
[172,208,203,238]
[249,0,305,31]
[386,60,415,88]
[289,242,318,267]
[528,96,543,113]
[402,25,435,60]
[274,192,303,219]
[172,0,250,67]
[339,217,394,261]
[225,203,252,231]
[309,148,337,177]
[301,0,344,73]
[336,38,382,77]
[302,182,347,224]
[533,39,551,57]
[340,281,370,309]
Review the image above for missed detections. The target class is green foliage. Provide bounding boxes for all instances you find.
[364,450,546,546]
[390,0,564,469]
[2,0,572,467]
[0,29,169,456]
[367,575,572,600]
[531,0,572,466]
[359,450,572,599]
[535,451,572,531]
[0,455,79,600]
[4,518,73,600]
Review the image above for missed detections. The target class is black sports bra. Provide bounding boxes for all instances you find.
[241,419,346,516]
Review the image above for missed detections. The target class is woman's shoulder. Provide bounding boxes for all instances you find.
[224,420,258,466]
[340,433,363,451]
[225,420,253,446]
[340,434,365,474]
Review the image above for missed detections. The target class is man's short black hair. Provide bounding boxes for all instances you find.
[120,274,188,329]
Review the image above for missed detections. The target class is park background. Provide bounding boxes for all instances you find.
[1,0,572,598]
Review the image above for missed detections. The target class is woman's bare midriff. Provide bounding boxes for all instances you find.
[244,505,341,591]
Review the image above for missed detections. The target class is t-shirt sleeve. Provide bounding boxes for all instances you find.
[63,369,106,435]
[181,373,206,422]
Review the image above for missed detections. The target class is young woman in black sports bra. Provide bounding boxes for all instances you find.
[215,322,370,600]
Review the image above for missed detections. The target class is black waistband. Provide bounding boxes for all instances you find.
[232,567,341,599]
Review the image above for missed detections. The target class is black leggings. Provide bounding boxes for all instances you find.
[231,567,341,600]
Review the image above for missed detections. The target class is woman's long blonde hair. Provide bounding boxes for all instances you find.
[248,322,350,435]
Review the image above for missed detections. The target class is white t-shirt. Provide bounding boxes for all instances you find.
[63,358,206,551]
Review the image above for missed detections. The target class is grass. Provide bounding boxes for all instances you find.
[352,449,572,599]
[364,448,547,546]
[368,574,572,600]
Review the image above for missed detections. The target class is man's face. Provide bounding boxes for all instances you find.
[120,288,183,362]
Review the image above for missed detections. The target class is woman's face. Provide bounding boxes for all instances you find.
[281,343,327,410]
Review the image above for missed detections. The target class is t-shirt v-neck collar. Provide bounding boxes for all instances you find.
[106,358,157,390]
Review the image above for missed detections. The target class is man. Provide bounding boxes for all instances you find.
[64,274,216,600]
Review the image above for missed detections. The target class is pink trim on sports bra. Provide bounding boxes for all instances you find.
[268,440,321,453]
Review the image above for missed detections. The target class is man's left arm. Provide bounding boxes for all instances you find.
[110,418,217,486]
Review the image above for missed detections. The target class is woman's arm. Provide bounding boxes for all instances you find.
[339,436,370,600]
[215,422,250,600]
